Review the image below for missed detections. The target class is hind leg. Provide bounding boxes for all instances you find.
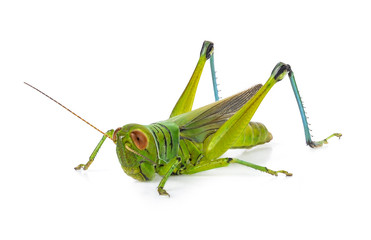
[170,41,219,118]
[288,68,341,147]
[204,62,342,161]
[203,63,290,160]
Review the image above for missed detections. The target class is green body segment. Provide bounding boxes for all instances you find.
[231,122,272,149]
[116,110,273,178]
[146,122,180,163]
[146,120,273,176]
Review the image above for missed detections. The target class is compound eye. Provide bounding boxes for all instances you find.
[130,130,148,150]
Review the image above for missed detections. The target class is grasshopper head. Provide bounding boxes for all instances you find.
[271,62,291,82]
[113,124,158,181]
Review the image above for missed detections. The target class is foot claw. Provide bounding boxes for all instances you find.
[309,132,342,148]
[278,170,293,177]
[266,169,278,176]
[334,133,342,139]
[158,187,170,197]
[267,168,292,177]
[74,164,87,170]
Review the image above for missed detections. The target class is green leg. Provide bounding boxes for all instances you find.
[204,63,290,160]
[74,129,114,170]
[181,158,292,176]
[232,159,292,176]
[170,41,215,118]
[157,157,181,197]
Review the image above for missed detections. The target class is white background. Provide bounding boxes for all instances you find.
[1,1,370,239]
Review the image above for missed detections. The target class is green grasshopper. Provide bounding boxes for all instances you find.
[25,41,341,196]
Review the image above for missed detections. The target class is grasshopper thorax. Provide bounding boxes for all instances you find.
[114,124,158,181]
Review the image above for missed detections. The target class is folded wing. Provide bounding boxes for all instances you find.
[167,84,262,143]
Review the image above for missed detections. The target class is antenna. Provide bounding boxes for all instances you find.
[24,82,113,141]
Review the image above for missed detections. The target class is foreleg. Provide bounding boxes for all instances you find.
[74,129,114,170]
